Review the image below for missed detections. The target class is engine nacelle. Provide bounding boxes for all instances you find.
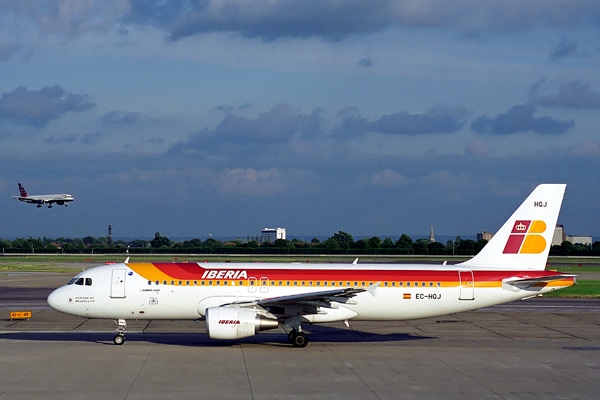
[205,307,279,340]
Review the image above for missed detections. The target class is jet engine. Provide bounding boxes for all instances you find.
[205,307,279,340]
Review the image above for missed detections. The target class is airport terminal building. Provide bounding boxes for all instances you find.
[260,227,286,243]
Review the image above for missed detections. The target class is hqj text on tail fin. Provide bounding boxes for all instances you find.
[18,183,28,197]
[459,184,566,270]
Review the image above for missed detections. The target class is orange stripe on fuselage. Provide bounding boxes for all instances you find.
[125,263,573,287]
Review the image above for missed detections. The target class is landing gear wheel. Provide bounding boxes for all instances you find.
[113,334,125,345]
[290,331,308,348]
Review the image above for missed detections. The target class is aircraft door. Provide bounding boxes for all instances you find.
[111,269,127,298]
[458,270,474,300]
[259,277,269,293]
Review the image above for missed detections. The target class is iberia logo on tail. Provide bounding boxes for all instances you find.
[503,220,547,254]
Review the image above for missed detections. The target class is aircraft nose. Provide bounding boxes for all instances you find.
[47,288,63,311]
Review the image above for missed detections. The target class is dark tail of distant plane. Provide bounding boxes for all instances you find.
[18,183,28,197]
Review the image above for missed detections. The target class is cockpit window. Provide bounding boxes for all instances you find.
[68,277,92,286]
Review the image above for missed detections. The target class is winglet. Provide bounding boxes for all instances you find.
[352,258,359,265]
[124,257,130,263]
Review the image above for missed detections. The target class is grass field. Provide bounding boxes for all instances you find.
[543,280,600,298]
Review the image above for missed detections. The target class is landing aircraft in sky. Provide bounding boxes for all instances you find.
[12,183,74,208]
[48,184,575,347]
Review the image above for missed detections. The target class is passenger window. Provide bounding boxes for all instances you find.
[156,280,160,285]
[85,278,92,286]
[147,281,152,286]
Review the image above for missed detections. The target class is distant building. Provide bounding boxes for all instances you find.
[552,225,592,246]
[477,232,494,241]
[261,227,286,243]
[429,226,435,242]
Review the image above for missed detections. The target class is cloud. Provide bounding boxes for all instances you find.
[0,43,21,62]
[471,105,575,135]
[101,110,142,125]
[465,139,490,157]
[18,0,130,37]
[341,106,468,136]
[529,80,600,109]
[549,38,577,59]
[45,131,102,145]
[214,167,284,196]
[369,169,409,189]
[0,85,95,128]
[173,104,324,157]
[569,140,600,157]
[357,58,373,67]
[124,0,600,41]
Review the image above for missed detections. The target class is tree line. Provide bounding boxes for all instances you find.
[1,231,598,256]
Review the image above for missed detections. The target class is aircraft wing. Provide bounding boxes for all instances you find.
[13,197,39,204]
[257,287,368,306]
[224,285,377,315]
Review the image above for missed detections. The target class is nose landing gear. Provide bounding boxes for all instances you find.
[113,319,127,345]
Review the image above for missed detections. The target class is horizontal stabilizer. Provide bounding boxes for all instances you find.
[503,274,576,287]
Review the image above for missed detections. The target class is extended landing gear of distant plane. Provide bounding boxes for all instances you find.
[288,329,308,348]
[113,319,127,345]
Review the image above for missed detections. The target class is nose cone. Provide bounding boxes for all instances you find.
[47,287,64,311]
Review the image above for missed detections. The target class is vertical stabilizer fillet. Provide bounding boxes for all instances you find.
[458,184,566,270]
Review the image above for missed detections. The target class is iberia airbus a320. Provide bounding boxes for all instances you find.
[48,184,575,347]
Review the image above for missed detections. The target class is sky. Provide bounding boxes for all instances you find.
[1,0,599,241]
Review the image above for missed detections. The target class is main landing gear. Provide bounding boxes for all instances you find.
[113,319,127,345]
[288,329,308,348]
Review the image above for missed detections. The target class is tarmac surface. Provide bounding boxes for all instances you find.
[1,271,599,399]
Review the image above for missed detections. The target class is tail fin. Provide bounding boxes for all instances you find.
[18,183,28,197]
[458,184,566,270]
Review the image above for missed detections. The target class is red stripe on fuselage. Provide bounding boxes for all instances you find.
[144,263,565,283]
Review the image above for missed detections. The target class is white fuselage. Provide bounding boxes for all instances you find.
[47,262,574,323]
